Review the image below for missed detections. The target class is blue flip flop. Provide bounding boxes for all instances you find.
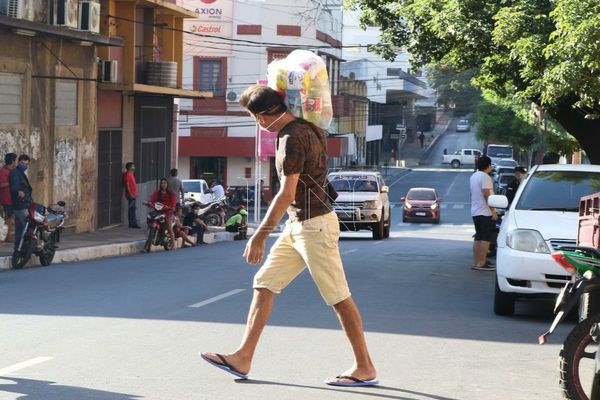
[325,375,379,387]
[200,353,248,380]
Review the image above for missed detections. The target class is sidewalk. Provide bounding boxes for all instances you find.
[399,113,453,167]
[0,224,252,270]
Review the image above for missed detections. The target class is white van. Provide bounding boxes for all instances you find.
[182,179,214,205]
[489,164,600,316]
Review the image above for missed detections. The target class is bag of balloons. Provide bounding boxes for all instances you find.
[267,50,333,129]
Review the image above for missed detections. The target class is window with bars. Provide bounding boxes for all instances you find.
[55,80,78,126]
[199,60,223,96]
[0,73,23,125]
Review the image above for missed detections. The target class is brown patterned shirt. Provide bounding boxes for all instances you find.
[276,119,335,221]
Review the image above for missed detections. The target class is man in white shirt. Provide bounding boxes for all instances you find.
[470,156,497,271]
[210,180,225,200]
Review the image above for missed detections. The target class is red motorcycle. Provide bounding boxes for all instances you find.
[143,201,174,253]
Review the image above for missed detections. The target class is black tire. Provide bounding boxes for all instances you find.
[144,228,155,253]
[163,235,174,251]
[12,236,33,269]
[372,217,384,240]
[383,216,390,238]
[402,216,408,223]
[204,212,221,227]
[580,290,600,322]
[494,277,516,316]
[559,314,600,400]
[451,160,461,168]
[39,243,56,267]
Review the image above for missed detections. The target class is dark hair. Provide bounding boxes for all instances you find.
[18,154,30,162]
[4,153,17,165]
[477,156,492,171]
[125,162,134,170]
[191,202,201,209]
[159,178,169,191]
[515,166,526,174]
[542,152,560,164]
[170,168,178,177]
[239,85,286,115]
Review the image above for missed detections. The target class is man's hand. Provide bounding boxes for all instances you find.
[243,233,267,265]
[18,190,24,199]
[491,208,498,221]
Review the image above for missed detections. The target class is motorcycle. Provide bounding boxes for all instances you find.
[184,196,228,227]
[539,246,600,400]
[143,201,174,253]
[12,201,67,269]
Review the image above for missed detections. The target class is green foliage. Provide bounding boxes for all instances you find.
[426,65,482,116]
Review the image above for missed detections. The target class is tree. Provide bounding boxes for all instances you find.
[345,0,600,163]
[426,66,482,116]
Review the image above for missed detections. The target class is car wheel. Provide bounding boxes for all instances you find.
[494,277,516,316]
[451,160,461,169]
[372,217,384,240]
[383,216,390,238]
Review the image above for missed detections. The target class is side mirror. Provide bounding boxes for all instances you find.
[488,195,508,209]
[400,196,406,201]
[381,185,389,193]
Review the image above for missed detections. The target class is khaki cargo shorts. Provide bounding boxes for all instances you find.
[253,211,351,306]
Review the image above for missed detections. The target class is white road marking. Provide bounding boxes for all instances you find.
[188,289,246,308]
[440,203,448,209]
[342,249,358,255]
[0,357,53,375]
[373,241,383,245]
[453,204,465,209]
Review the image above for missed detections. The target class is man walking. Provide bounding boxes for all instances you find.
[470,156,496,271]
[505,166,526,205]
[167,168,185,205]
[0,153,17,242]
[9,154,32,250]
[201,85,377,387]
[123,162,140,228]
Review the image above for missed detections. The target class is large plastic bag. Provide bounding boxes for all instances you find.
[267,50,333,129]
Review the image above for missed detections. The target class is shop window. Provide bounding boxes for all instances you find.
[0,73,23,124]
[199,60,223,96]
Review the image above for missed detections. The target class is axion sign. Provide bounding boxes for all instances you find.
[191,0,231,21]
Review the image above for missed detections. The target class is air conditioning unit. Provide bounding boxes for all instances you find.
[78,0,99,33]
[53,0,78,28]
[1,0,48,22]
[98,59,117,83]
[226,90,242,103]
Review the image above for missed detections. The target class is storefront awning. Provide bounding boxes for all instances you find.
[99,83,212,99]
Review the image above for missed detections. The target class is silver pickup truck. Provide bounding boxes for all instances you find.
[442,148,482,168]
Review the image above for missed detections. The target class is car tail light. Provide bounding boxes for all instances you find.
[552,253,577,275]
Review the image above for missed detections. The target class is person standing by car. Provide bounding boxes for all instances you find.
[224,207,248,240]
[470,155,497,271]
[0,153,17,243]
[505,166,526,205]
[183,202,209,245]
[210,180,225,200]
[9,154,32,251]
[167,168,185,206]
[123,162,141,229]
[201,85,377,387]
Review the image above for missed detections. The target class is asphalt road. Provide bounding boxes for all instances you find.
[0,128,575,400]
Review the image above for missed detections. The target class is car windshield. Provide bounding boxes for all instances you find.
[516,171,600,211]
[499,175,514,184]
[330,177,379,192]
[487,146,513,158]
[497,167,515,175]
[498,160,517,167]
[408,190,436,200]
[458,120,468,125]
[183,181,201,193]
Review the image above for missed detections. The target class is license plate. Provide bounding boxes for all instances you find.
[416,212,426,216]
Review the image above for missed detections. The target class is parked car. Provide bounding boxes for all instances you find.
[489,164,600,316]
[329,170,391,240]
[456,119,470,132]
[493,173,515,195]
[182,179,214,205]
[442,148,482,168]
[402,188,442,223]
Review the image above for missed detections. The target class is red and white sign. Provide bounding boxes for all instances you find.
[183,0,232,56]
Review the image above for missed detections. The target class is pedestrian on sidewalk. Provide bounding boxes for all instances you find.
[167,168,185,206]
[418,131,425,148]
[0,153,17,242]
[182,202,209,245]
[123,162,141,229]
[201,85,378,387]
[224,207,248,240]
[470,156,497,271]
[9,154,32,251]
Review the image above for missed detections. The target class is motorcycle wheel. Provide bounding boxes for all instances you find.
[39,241,56,266]
[204,212,221,227]
[12,236,33,270]
[163,235,173,251]
[144,228,155,253]
[559,314,600,400]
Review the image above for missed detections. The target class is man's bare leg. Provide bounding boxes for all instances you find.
[202,288,274,375]
[329,296,376,382]
[473,240,490,267]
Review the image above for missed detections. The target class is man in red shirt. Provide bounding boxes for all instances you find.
[0,153,17,242]
[122,162,140,228]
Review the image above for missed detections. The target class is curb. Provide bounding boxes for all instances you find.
[0,230,249,271]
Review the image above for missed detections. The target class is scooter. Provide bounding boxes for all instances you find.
[539,247,600,400]
[12,201,67,269]
[143,201,173,253]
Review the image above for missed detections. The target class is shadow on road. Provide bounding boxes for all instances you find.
[236,379,461,400]
[0,377,141,400]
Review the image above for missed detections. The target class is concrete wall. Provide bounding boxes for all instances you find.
[178,156,190,179]
[0,33,98,233]
[227,158,269,187]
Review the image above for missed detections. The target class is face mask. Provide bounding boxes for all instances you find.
[17,163,28,172]
[259,112,287,132]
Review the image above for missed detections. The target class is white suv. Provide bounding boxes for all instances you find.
[490,164,600,316]
[328,170,391,240]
